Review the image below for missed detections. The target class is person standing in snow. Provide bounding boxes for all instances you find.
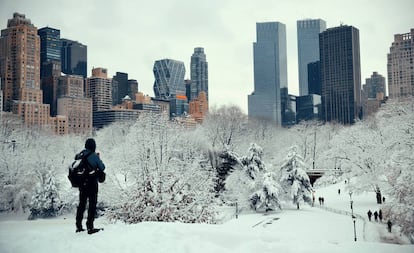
[367,210,372,221]
[387,220,392,233]
[374,211,378,222]
[75,138,105,234]
[378,209,383,222]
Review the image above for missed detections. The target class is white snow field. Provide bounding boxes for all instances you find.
[1,181,413,253]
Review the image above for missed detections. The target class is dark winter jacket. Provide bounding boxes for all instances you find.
[75,149,105,172]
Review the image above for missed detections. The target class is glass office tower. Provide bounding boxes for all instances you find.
[297,19,326,96]
[38,27,61,79]
[61,39,87,78]
[190,47,208,102]
[248,22,288,126]
[320,25,361,124]
[153,59,187,117]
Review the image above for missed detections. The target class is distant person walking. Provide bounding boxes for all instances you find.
[321,197,325,205]
[338,189,341,195]
[382,196,386,203]
[378,209,383,222]
[374,211,378,222]
[387,220,392,233]
[318,197,322,206]
[367,210,372,221]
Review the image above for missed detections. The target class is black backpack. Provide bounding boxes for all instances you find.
[68,152,94,187]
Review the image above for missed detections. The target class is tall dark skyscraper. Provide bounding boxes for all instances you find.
[61,39,87,78]
[307,61,321,95]
[112,72,128,105]
[128,79,138,100]
[153,59,187,117]
[190,47,208,102]
[297,19,326,96]
[38,27,61,79]
[320,25,361,124]
[248,22,288,126]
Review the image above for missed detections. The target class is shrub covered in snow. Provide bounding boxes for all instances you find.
[29,171,63,219]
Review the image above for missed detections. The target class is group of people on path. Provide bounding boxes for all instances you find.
[367,209,393,233]
[367,209,383,222]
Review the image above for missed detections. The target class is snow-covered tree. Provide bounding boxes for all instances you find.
[106,114,217,224]
[29,171,63,219]
[279,146,312,209]
[214,148,242,194]
[225,143,281,212]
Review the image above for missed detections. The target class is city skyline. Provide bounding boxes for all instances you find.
[0,0,412,113]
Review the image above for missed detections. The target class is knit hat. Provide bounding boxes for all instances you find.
[85,138,96,152]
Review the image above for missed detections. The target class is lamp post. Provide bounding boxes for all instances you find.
[352,215,357,241]
[349,191,357,241]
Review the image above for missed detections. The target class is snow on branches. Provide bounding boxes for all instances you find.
[279,146,312,209]
[225,143,281,212]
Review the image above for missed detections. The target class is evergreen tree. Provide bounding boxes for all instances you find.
[226,143,281,212]
[29,171,63,219]
[279,146,312,209]
[214,147,242,194]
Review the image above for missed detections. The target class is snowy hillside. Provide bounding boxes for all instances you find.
[1,181,412,253]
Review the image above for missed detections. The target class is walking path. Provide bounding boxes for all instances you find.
[314,181,409,244]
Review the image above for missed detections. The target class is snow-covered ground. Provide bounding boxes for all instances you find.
[0,181,413,253]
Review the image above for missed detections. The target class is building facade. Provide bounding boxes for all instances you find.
[190,47,208,102]
[61,38,87,78]
[128,79,138,101]
[38,27,61,79]
[112,72,128,105]
[297,19,326,96]
[320,25,361,124]
[387,29,414,99]
[307,61,321,95]
[87,68,112,113]
[296,94,322,123]
[153,59,188,117]
[189,91,208,123]
[0,13,50,127]
[57,96,92,135]
[363,72,386,100]
[248,22,288,126]
[41,60,61,116]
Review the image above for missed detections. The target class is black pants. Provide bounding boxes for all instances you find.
[76,182,98,230]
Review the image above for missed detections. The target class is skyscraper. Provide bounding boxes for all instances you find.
[112,72,128,105]
[38,27,61,79]
[190,47,208,102]
[297,19,326,96]
[86,67,112,112]
[248,22,288,125]
[0,13,50,126]
[153,59,188,117]
[320,25,361,124]
[153,59,186,99]
[61,38,87,78]
[387,29,414,99]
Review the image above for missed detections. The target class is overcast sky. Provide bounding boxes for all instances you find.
[1,0,413,113]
